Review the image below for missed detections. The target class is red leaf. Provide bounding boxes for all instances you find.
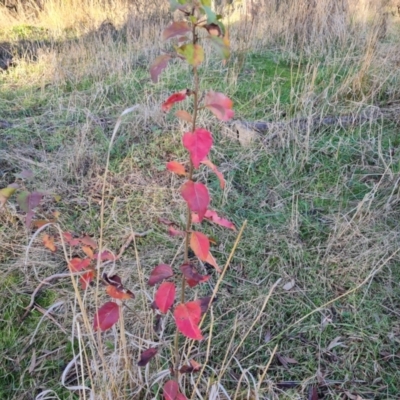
[93,302,119,331]
[206,209,235,230]
[175,110,193,123]
[167,161,186,176]
[80,270,95,290]
[63,232,80,246]
[138,347,158,367]
[155,282,176,314]
[190,231,209,261]
[94,250,116,261]
[182,129,213,168]
[80,235,97,249]
[148,264,174,286]
[162,21,191,41]
[168,226,185,237]
[180,263,210,287]
[43,234,57,252]
[106,284,134,300]
[176,394,188,400]
[162,90,187,112]
[191,213,200,224]
[174,302,203,340]
[205,251,221,272]
[150,54,171,83]
[68,257,91,272]
[192,209,235,231]
[163,380,179,400]
[205,91,234,121]
[201,159,225,189]
[181,181,210,221]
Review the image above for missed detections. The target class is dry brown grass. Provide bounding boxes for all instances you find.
[1,0,400,399]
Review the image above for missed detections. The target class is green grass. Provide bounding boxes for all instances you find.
[1,12,400,400]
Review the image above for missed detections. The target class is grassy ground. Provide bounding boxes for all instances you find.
[1,1,400,399]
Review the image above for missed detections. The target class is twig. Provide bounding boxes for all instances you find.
[22,270,90,321]
[115,229,153,260]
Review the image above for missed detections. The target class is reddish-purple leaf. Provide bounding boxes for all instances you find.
[162,90,187,112]
[102,274,122,287]
[308,386,318,400]
[180,359,202,374]
[25,210,35,228]
[174,301,203,340]
[197,296,214,315]
[167,161,186,176]
[180,263,210,287]
[181,181,210,221]
[93,302,120,331]
[68,257,91,272]
[182,128,213,168]
[155,282,176,314]
[164,380,179,400]
[148,264,174,286]
[162,21,191,41]
[158,217,176,226]
[168,226,186,237]
[138,347,158,367]
[150,54,171,83]
[205,91,234,121]
[17,190,44,212]
[190,231,210,261]
[176,394,188,400]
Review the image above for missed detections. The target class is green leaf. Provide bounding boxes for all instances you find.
[16,191,30,212]
[0,185,18,208]
[200,0,212,6]
[216,20,226,36]
[169,0,187,11]
[176,44,204,67]
[202,6,217,24]
[209,35,230,59]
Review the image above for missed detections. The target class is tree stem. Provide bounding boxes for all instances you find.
[175,16,201,380]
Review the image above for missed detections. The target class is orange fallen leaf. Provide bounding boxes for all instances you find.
[43,234,57,252]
